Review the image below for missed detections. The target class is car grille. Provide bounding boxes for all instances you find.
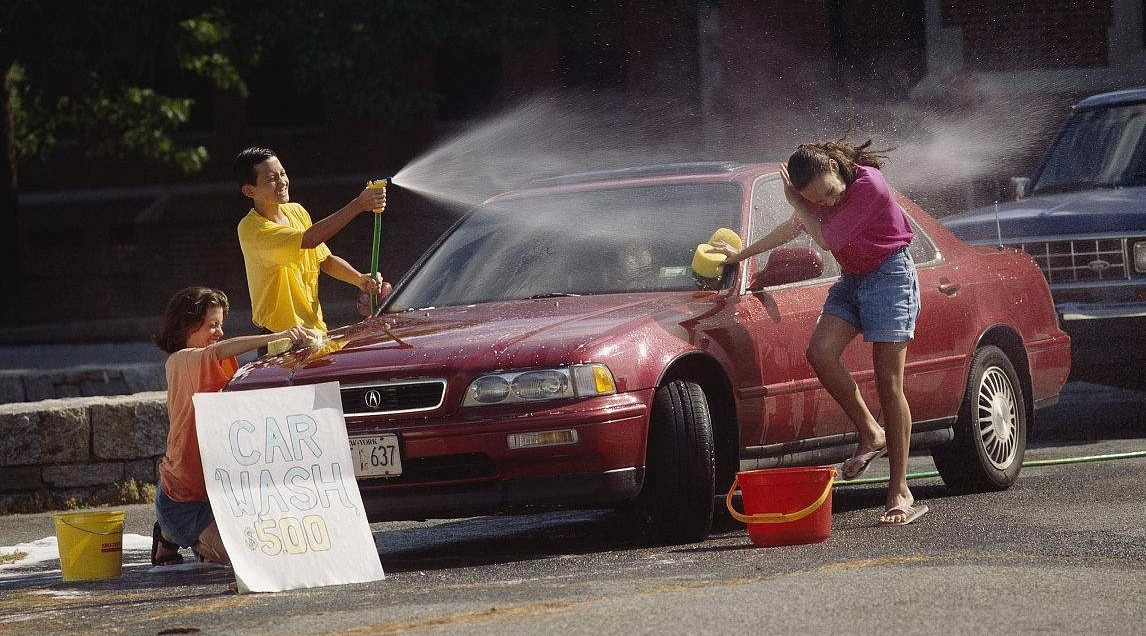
[1017,238,1139,283]
[341,379,447,416]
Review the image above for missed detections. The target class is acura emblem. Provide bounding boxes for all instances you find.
[364,389,383,409]
[1087,259,1111,272]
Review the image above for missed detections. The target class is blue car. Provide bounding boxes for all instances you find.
[943,87,1146,389]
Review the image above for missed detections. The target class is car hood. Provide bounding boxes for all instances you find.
[228,292,725,390]
[942,186,1146,243]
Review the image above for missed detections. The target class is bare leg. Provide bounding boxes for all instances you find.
[806,314,886,453]
[193,521,231,566]
[872,340,915,521]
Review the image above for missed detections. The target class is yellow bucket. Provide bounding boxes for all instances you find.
[54,510,125,582]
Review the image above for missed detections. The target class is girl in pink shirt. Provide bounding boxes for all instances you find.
[714,140,925,526]
[151,286,308,566]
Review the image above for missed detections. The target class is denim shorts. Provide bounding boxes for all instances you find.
[823,246,920,343]
[154,482,215,548]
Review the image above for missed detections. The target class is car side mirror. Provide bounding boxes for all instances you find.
[750,246,824,289]
[1011,176,1030,201]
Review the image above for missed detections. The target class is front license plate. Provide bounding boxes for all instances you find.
[349,434,403,478]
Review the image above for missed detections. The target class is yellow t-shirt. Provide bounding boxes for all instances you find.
[237,203,332,332]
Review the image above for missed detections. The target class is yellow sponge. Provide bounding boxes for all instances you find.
[265,328,324,356]
[692,244,725,278]
[691,228,743,278]
[708,228,743,251]
[266,337,292,356]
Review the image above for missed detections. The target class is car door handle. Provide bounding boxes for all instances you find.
[937,281,961,296]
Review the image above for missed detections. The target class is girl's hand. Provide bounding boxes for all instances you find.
[281,325,314,345]
[778,163,803,210]
[707,240,741,261]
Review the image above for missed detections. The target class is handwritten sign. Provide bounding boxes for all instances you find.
[193,382,385,593]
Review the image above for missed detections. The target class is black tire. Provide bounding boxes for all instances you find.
[634,380,715,543]
[932,345,1027,493]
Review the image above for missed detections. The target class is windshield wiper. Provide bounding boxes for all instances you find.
[529,292,581,299]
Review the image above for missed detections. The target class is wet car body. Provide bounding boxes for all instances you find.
[228,162,1070,542]
[943,88,1146,388]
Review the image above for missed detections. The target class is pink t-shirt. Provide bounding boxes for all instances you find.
[814,165,913,275]
[158,344,238,503]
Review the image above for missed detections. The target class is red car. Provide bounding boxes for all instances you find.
[227,162,1071,543]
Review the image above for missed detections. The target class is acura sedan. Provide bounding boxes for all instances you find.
[227,162,1071,543]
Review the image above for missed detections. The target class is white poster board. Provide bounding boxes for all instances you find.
[193,382,385,593]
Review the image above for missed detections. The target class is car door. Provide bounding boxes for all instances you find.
[897,210,977,423]
[735,175,870,447]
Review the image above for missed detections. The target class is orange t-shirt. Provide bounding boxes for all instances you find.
[158,344,239,503]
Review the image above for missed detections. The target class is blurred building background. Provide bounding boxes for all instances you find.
[5,0,1145,340]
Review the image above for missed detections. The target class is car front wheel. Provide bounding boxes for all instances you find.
[634,379,715,543]
[932,345,1027,492]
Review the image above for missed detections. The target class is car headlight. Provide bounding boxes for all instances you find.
[462,364,617,406]
[1134,240,1146,274]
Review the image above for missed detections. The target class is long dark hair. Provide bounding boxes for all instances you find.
[153,286,230,353]
[786,139,889,189]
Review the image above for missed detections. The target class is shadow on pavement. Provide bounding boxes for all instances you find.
[1030,382,1146,448]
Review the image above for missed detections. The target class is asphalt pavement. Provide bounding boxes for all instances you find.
[1,449,1143,635]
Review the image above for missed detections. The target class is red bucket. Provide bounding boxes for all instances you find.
[725,466,836,547]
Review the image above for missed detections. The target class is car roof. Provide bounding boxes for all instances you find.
[1074,87,1146,111]
[526,161,748,187]
[483,161,771,204]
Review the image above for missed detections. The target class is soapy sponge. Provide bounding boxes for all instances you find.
[691,228,743,279]
[266,328,324,356]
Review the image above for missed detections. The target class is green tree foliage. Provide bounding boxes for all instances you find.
[4,1,243,172]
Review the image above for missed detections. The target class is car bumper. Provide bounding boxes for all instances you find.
[347,391,652,521]
[1060,315,1146,384]
[359,466,645,521]
[1057,301,1146,321]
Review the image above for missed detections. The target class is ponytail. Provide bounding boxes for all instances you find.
[787,138,890,188]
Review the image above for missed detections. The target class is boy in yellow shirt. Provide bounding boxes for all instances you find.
[235,147,386,333]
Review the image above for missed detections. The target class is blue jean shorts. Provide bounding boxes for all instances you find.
[823,246,920,343]
[155,482,215,548]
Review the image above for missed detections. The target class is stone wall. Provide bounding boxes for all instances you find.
[0,392,167,512]
[0,364,166,404]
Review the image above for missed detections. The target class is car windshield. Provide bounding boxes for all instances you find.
[389,182,743,310]
[1034,102,1146,194]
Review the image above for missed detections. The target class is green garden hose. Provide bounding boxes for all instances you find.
[835,450,1146,487]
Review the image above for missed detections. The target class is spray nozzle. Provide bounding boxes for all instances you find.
[366,179,388,214]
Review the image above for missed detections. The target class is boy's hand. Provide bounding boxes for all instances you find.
[358,276,393,316]
[357,272,384,294]
[356,187,387,214]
